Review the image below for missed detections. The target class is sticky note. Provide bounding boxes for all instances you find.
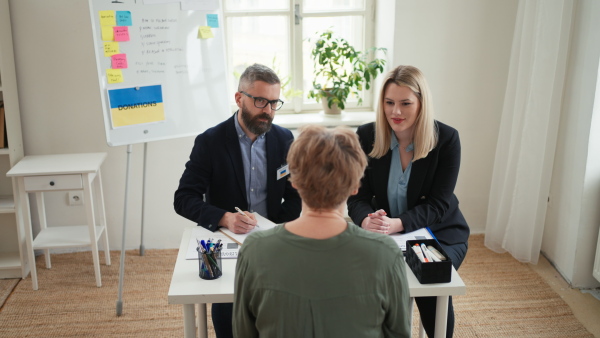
[103,42,120,57]
[198,26,214,39]
[111,53,128,69]
[101,26,114,41]
[207,14,219,28]
[99,10,116,27]
[106,69,124,84]
[116,11,132,26]
[113,26,130,42]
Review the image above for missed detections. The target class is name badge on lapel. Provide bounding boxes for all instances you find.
[277,164,289,180]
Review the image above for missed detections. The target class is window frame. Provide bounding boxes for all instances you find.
[223,0,377,114]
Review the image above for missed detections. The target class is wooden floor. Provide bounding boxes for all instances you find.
[530,254,600,336]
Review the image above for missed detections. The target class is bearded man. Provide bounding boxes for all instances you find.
[174,63,301,338]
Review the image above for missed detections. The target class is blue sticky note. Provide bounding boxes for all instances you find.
[116,11,132,26]
[207,14,219,28]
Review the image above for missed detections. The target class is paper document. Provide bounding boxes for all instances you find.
[390,227,435,251]
[186,226,239,260]
[219,212,278,245]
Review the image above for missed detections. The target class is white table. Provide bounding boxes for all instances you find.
[7,153,110,290]
[168,226,466,338]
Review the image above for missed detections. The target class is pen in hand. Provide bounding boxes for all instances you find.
[235,207,259,228]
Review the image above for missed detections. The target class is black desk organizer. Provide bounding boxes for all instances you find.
[406,239,452,284]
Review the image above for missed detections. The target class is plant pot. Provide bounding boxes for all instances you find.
[321,99,342,115]
[320,89,342,115]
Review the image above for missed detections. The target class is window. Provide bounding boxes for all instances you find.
[223,0,376,113]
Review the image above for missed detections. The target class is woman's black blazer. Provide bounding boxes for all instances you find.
[347,121,469,246]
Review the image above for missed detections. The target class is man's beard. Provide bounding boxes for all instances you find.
[240,104,273,136]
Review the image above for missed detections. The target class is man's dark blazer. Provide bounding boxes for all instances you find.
[174,114,302,231]
[347,121,469,246]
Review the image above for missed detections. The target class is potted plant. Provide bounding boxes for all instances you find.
[307,30,387,114]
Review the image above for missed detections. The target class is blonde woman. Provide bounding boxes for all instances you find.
[233,125,411,338]
[348,65,470,338]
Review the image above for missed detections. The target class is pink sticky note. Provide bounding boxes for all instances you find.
[111,53,128,69]
[113,26,130,42]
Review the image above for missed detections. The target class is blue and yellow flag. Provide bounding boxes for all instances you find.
[108,85,165,128]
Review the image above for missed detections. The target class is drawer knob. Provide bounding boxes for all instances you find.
[49,181,55,186]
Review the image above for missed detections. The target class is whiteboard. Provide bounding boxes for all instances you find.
[88,0,231,146]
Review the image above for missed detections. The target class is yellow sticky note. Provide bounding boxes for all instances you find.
[106,69,124,84]
[101,26,114,41]
[198,26,214,39]
[104,42,120,57]
[99,10,116,27]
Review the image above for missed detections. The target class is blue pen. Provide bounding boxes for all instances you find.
[200,240,208,251]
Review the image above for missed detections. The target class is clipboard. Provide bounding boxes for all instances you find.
[390,227,435,251]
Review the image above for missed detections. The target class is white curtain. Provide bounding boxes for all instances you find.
[484,0,574,264]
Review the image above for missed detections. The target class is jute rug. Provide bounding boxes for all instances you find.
[0,235,593,337]
[0,278,19,309]
[452,235,593,337]
[0,249,186,337]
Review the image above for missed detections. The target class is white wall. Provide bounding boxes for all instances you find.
[9,0,517,251]
[543,0,600,288]
[390,0,519,233]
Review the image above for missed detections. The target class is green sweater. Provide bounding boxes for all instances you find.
[233,222,411,338]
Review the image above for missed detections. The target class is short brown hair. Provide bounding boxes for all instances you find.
[287,125,367,210]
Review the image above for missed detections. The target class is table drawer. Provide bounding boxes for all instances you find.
[23,174,83,192]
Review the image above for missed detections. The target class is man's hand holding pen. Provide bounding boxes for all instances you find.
[219,208,258,234]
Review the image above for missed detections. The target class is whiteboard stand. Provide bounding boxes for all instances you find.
[116,142,149,315]
[116,144,133,316]
[140,142,147,256]
[86,0,232,317]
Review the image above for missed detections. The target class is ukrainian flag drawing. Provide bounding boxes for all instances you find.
[108,85,165,128]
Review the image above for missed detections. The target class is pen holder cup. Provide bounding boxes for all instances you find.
[406,239,452,284]
[198,250,223,280]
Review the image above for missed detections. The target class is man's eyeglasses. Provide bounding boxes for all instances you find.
[240,91,284,111]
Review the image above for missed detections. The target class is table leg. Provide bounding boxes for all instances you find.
[18,179,38,290]
[434,296,449,338]
[183,304,197,338]
[83,173,102,288]
[95,170,111,265]
[35,192,51,269]
[408,297,414,332]
[197,303,208,338]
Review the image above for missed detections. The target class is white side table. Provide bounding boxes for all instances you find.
[7,153,111,290]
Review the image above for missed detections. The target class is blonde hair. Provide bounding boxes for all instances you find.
[370,65,438,160]
[287,125,367,210]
